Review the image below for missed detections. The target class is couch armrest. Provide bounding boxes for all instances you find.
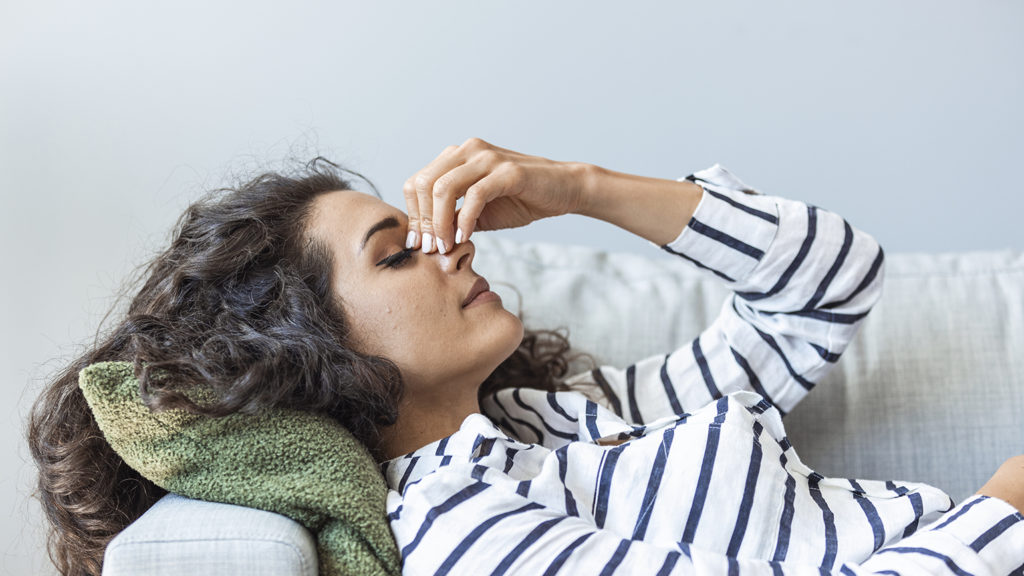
[103,493,317,576]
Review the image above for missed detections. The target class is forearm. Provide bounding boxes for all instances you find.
[573,163,704,246]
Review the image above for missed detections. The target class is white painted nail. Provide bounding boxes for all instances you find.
[436,236,447,254]
[455,228,463,244]
[422,232,433,253]
[406,230,416,249]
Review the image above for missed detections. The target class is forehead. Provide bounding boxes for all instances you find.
[307,189,405,256]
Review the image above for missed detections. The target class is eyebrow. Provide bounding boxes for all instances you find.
[360,216,401,252]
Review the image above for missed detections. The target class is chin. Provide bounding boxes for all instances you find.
[465,306,523,356]
[495,311,525,360]
[466,315,524,386]
[509,317,525,349]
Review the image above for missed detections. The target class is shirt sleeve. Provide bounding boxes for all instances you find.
[567,163,885,422]
[390,477,1024,575]
[855,494,1024,575]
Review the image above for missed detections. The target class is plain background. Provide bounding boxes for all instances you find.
[3,1,1022,573]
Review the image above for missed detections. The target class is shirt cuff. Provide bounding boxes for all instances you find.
[658,164,781,284]
[865,494,1024,574]
[930,495,1024,574]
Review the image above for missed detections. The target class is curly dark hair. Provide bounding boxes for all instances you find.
[27,157,596,576]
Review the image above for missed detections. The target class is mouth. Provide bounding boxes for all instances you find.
[462,277,491,308]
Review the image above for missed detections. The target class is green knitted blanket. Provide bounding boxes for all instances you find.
[79,361,401,576]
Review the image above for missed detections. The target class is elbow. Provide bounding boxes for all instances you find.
[862,241,886,312]
[846,230,887,311]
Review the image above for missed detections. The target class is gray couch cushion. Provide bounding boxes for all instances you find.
[103,493,317,576]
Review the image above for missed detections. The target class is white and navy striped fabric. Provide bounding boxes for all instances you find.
[381,164,1024,575]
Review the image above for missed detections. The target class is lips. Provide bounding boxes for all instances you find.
[462,277,491,308]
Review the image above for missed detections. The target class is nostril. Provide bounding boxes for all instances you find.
[457,252,471,270]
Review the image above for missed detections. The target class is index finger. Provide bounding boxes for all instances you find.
[405,144,462,252]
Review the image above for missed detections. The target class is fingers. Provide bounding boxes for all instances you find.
[406,137,498,254]
[430,162,484,253]
[455,169,507,241]
[401,178,420,249]
[404,144,460,251]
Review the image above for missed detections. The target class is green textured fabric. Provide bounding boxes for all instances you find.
[79,361,401,576]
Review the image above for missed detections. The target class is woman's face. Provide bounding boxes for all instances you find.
[307,189,524,407]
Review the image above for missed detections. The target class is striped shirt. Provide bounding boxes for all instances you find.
[381,164,1024,575]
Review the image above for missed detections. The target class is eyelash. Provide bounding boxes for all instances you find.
[377,248,416,269]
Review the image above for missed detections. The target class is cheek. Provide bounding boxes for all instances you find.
[388,299,456,340]
[353,297,441,354]
[386,302,468,372]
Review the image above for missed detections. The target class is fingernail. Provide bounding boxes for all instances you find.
[406,230,416,249]
[422,232,433,253]
[436,236,447,255]
[455,228,463,244]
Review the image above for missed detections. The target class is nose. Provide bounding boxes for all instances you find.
[437,239,474,273]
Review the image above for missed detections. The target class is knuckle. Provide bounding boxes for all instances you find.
[502,161,525,180]
[463,136,486,150]
[444,144,459,153]
[478,149,500,164]
[432,175,453,197]
[414,174,432,193]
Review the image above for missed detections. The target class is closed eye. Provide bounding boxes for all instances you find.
[376,248,416,269]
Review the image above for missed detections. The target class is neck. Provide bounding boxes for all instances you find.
[377,392,481,461]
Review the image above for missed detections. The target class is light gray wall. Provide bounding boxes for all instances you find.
[3,1,1021,573]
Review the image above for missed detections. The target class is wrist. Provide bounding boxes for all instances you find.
[976,454,1024,515]
[566,161,600,217]
[568,163,704,246]
[561,159,593,216]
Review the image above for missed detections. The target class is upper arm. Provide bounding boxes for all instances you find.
[573,165,885,423]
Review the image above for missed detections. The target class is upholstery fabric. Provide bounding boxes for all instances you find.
[103,493,317,576]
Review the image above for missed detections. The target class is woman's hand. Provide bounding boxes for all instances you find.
[403,137,589,254]
[976,455,1024,514]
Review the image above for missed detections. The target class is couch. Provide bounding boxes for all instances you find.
[102,233,1024,575]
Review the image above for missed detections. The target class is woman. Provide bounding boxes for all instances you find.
[29,137,1023,575]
